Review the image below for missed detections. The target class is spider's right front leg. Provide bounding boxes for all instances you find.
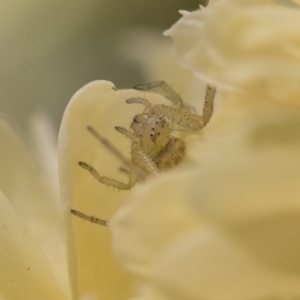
[134,80,184,108]
[151,84,216,131]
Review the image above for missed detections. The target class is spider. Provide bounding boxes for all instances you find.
[71,81,216,226]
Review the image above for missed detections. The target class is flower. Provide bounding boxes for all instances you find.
[110,1,300,299]
[59,0,300,300]
[0,115,71,299]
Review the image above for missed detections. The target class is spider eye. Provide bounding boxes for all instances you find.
[150,132,157,142]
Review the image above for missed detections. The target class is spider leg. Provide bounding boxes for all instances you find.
[134,80,184,107]
[115,126,159,176]
[126,97,151,106]
[131,143,159,176]
[114,126,136,140]
[70,209,108,226]
[132,81,216,129]
[202,85,216,127]
[118,166,129,175]
[79,162,136,190]
[149,84,216,130]
[87,126,148,179]
[150,104,203,130]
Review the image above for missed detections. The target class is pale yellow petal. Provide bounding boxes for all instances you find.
[141,227,300,300]
[28,111,60,207]
[187,98,300,223]
[0,190,68,300]
[165,1,300,102]
[111,170,201,277]
[58,80,170,299]
[0,119,70,296]
[184,99,300,280]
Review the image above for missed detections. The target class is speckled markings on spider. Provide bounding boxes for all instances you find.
[71,81,216,226]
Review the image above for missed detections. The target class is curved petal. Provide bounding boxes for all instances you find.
[0,119,70,297]
[58,80,170,299]
[0,190,68,300]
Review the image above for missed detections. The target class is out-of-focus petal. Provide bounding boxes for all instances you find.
[0,190,68,300]
[111,170,201,277]
[185,96,300,280]
[187,96,300,223]
[29,111,60,207]
[111,90,300,298]
[0,119,70,297]
[165,0,300,102]
[58,80,170,299]
[140,227,300,300]
[118,30,207,111]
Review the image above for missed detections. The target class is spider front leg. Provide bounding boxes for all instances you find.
[125,97,202,130]
[79,126,159,189]
[71,162,133,226]
[153,84,216,129]
[77,126,147,191]
[86,126,148,180]
[72,126,160,226]
[134,80,184,108]
[78,161,135,190]
[126,84,216,130]
[115,126,160,177]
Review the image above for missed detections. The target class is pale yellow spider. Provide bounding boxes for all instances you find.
[71,81,216,226]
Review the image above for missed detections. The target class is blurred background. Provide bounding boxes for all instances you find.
[0,0,207,133]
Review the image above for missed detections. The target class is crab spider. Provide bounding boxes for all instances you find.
[71,81,216,226]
